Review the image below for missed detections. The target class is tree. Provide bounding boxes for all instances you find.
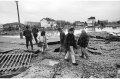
[97,20,100,25]
[56,20,71,28]
[117,20,120,24]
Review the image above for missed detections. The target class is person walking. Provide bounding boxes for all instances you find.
[23,25,33,50]
[77,30,89,59]
[57,28,66,55]
[64,28,78,66]
[32,26,39,44]
[37,30,47,54]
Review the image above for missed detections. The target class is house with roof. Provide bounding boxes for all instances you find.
[40,17,57,28]
[0,24,3,32]
[87,16,96,27]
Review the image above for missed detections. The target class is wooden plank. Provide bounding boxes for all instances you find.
[26,54,30,66]
[5,54,15,68]
[9,55,18,67]
[0,54,5,63]
[14,53,22,67]
[0,53,32,71]
[1,54,11,69]
[27,54,32,66]
[0,54,8,65]
[20,54,26,66]
[16,54,23,67]
[24,54,29,66]
[11,54,20,70]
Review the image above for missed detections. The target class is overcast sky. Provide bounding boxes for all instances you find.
[0,0,120,24]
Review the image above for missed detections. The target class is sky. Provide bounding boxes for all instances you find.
[0,0,120,24]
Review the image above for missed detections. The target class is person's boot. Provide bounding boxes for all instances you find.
[85,55,89,59]
[80,55,84,58]
[31,47,33,51]
[64,59,69,62]
[72,63,78,66]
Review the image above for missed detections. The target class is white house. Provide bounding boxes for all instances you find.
[0,24,3,31]
[40,18,57,28]
[87,16,96,27]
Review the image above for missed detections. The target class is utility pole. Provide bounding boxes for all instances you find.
[15,1,23,39]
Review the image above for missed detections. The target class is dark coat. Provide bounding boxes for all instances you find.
[77,32,89,48]
[23,29,32,39]
[64,33,77,50]
[60,32,65,45]
[32,28,38,34]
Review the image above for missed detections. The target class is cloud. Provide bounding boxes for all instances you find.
[0,0,120,23]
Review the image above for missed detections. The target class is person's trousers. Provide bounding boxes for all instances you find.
[81,47,88,58]
[65,46,76,63]
[26,38,33,49]
[33,34,38,44]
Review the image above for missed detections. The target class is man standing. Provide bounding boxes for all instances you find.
[32,26,39,44]
[23,25,33,50]
[64,28,78,66]
[58,28,66,54]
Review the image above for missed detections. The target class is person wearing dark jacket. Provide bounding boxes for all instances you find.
[58,28,66,54]
[32,26,39,44]
[64,28,78,66]
[77,30,89,59]
[23,25,33,50]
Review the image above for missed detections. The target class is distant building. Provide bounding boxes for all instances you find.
[25,21,40,27]
[0,24,3,31]
[87,16,96,27]
[0,24,3,29]
[99,20,108,24]
[3,22,24,31]
[40,18,57,28]
[98,20,108,27]
[74,21,85,26]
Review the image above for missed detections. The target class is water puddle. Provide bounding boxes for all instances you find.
[40,59,59,66]
[117,69,120,74]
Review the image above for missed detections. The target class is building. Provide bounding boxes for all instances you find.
[40,18,57,28]
[87,16,96,27]
[25,21,40,27]
[3,22,24,31]
[74,21,85,26]
[0,24,3,32]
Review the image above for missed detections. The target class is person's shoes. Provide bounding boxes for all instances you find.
[72,63,78,66]
[85,56,89,60]
[80,55,85,58]
[64,59,69,62]
[32,54,38,57]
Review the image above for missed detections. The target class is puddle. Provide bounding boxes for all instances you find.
[40,59,59,66]
[118,69,120,74]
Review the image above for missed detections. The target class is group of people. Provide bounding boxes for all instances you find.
[23,25,47,53]
[58,27,89,66]
[23,25,89,66]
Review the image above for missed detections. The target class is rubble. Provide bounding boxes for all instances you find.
[1,31,120,78]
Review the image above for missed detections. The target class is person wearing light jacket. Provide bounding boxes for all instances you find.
[37,30,47,54]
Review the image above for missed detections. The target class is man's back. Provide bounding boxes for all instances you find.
[32,28,38,34]
[60,32,65,45]
[23,29,32,38]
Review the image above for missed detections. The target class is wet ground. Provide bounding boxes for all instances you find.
[0,32,120,78]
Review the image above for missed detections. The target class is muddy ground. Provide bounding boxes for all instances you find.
[0,32,120,78]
